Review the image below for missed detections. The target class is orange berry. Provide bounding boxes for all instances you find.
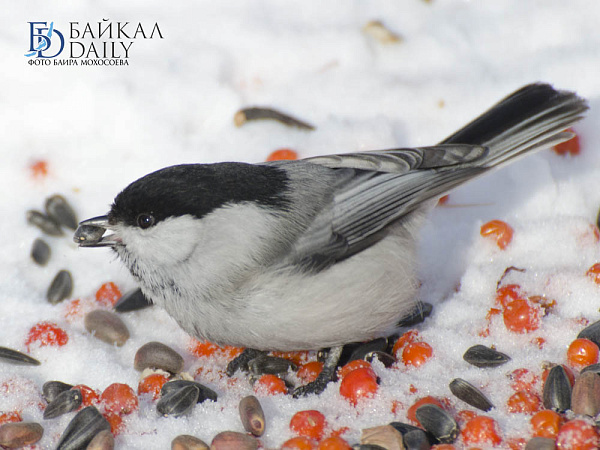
[72,384,100,407]
[317,436,352,450]
[337,360,373,380]
[567,338,600,369]
[281,436,317,450]
[339,367,378,405]
[431,445,456,450]
[461,415,502,446]
[254,374,287,395]
[407,396,444,426]
[25,322,68,351]
[506,437,527,450]
[95,282,122,307]
[100,383,138,415]
[271,351,310,365]
[297,361,324,383]
[503,299,541,333]
[480,220,514,250]
[508,368,539,392]
[556,419,600,449]
[103,411,124,435]
[137,373,169,400]
[188,339,244,359]
[495,284,524,309]
[30,160,49,178]
[586,263,600,284]
[267,148,298,161]
[392,330,420,357]
[553,128,581,156]
[506,391,542,414]
[290,410,327,441]
[0,411,22,425]
[531,409,563,439]
[402,341,433,367]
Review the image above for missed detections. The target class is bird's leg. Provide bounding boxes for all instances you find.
[226,348,265,376]
[292,345,343,397]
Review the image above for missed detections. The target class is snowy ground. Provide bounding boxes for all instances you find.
[1,1,600,448]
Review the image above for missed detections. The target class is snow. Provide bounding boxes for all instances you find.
[1,1,600,448]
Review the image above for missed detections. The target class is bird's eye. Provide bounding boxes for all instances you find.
[136,213,155,229]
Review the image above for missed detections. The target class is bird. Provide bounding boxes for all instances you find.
[75,83,588,395]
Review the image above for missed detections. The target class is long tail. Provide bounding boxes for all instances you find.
[440,83,588,168]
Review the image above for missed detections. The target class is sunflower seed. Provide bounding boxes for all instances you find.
[45,194,78,230]
[361,425,404,450]
[31,238,51,266]
[365,351,396,368]
[542,365,571,411]
[449,378,494,412]
[463,345,511,368]
[47,270,73,304]
[171,434,209,450]
[0,346,40,366]
[396,302,433,327]
[415,404,459,444]
[157,385,199,417]
[113,288,152,312]
[571,371,600,416]
[349,338,388,361]
[233,107,314,130]
[134,341,184,374]
[581,363,600,375]
[389,422,436,445]
[42,380,74,403]
[84,310,130,346]
[160,380,217,404]
[0,422,43,448]
[86,429,114,450]
[26,210,63,236]
[578,320,600,348]
[239,395,265,437]
[210,431,259,450]
[403,429,431,450]
[73,225,105,245]
[525,436,556,450]
[248,355,297,376]
[56,406,111,450]
[43,388,82,419]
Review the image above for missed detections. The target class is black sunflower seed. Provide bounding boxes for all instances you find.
[449,378,494,412]
[160,380,217,403]
[43,389,82,419]
[157,385,199,417]
[42,381,74,403]
[113,288,153,312]
[47,270,73,305]
[26,210,63,236]
[415,404,459,444]
[248,355,297,376]
[542,365,571,411]
[0,346,40,366]
[463,345,511,368]
[45,195,78,230]
[55,406,111,450]
[31,238,51,266]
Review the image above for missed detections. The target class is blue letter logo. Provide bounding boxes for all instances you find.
[25,22,65,58]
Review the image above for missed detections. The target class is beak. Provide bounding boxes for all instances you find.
[74,215,120,247]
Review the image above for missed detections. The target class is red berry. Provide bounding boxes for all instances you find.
[461,415,502,446]
[281,436,317,450]
[586,263,600,284]
[100,383,138,415]
[402,342,433,367]
[407,396,444,427]
[95,282,122,307]
[531,409,563,439]
[567,338,600,369]
[337,360,373,380]
[508,368,539,392]
[137,373,169,400]
[480,220,514,250]
[72,384,100,407]
[495,284,524,309]
[553,128,581,156]
[392,330,420,357]
[339,367,378,405]
[556,419,600,449]
[317,436,352,450]
[30,160,49,178]
[0,411,22,425]
[254,374,287,395]
[25,322,68,350]
[506,391,542,414]
[503,299,541,333]
[297,361,324,383]
[290,410,327,440]
[267,148,298,161]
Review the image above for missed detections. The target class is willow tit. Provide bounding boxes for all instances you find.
[75,83,587,395]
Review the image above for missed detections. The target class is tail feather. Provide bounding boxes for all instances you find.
[440,83,588,168]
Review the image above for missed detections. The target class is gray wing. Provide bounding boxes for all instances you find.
[273,145,488,270]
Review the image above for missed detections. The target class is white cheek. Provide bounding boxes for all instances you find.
[117,216,203,266]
